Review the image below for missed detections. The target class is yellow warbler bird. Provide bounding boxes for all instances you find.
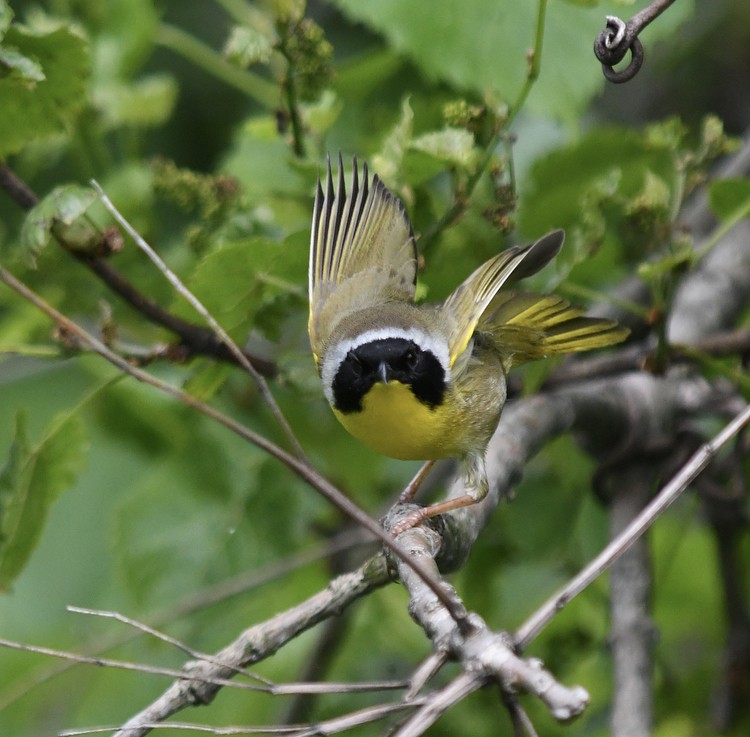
[308,157,627,524]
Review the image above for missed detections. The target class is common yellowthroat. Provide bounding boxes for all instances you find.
[309,157,627,523]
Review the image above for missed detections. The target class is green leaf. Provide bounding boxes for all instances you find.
[0,411,88,591]
[300,89,343,137]
[410,127,478,169]
[93,73,177,128]
[113,473,228,605]
[175,235,306,339]
[91,0,159,79]
[708,178,750,222]
[518,127,676,272]
[0,45,45,83]
[371,96,414,184]
[329,0,693,121]
[0,19,89,157]
[19,184,98,265]
[183,361,233,402]
[221,117,305,199]
[223,25,273,68]
[0,1,12,36]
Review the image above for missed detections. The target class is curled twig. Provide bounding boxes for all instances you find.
[594,0,678,83]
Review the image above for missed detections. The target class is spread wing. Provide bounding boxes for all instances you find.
[308,156,417,365]
[440,230,564,366]
[479,292,630,367]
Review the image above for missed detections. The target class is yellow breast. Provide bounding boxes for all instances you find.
[333,380,461,460]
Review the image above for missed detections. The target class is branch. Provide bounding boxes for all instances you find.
[110,558,391,737]
[516,399,750,649]
[606,463,655,737]
[698,451,750,730]
[92,181,304,458]
[0,530,367,713]
[0,162,276,376]
[383,525,589,732]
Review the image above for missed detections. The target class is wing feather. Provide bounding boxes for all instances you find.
[440,230,564,365]
[308,156,417,363]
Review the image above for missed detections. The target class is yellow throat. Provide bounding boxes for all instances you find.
[333,380,457,461]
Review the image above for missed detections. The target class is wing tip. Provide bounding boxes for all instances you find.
[310,153,418,299]
[509,229,565,283]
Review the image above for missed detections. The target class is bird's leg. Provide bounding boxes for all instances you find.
[398,460,437,503]
[390,454,488,536]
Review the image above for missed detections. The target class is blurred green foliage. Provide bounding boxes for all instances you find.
[0,0,749,735]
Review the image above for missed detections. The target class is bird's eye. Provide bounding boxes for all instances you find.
[404,347,418,371]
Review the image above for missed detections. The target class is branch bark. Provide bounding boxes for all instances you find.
[113,557,391,737]
[607,463,655,737]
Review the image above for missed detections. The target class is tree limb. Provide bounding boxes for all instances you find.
[112,558,391,737]
[607,463,655,737]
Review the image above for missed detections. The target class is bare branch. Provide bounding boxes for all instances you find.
[392,673,484,737]
[110,559,392,737]
[0,530,366,713]
[515,400,750,650]
[606,463,655,737]
[383,524,590,727]
[61,696,426,736]
[66,607,269,685]
[0,638,264,693]
[698,450,750,730]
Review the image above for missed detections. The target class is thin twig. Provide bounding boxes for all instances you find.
[92,181,305,460]
[420,0,548,247]
[0,638,265,693]
[503,695,540,737]
[391,673,482,737]
[59,698,426,736]
[66,607,269,685]
[594,0,678,82]
[514,401,750,650]
[0,530,366,713]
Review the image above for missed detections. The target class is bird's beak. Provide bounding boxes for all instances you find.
[378,361,389,383]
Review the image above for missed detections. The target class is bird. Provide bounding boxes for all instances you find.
[308,156,628,528]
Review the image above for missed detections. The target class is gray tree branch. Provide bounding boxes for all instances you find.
[112,558,391,737]
[607,463,655,737]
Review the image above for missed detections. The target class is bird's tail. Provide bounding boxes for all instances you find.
[480,291,629,367]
